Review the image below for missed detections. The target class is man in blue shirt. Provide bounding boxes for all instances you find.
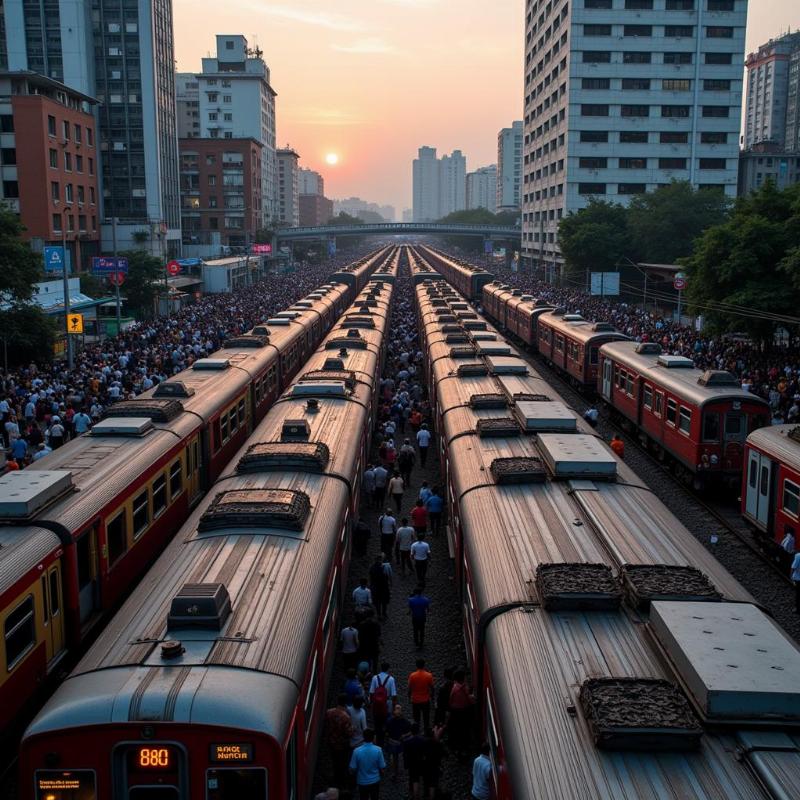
[424,488,444,536]
[471,742,493,800]
[349,728,386,799]
[407,587,431,647]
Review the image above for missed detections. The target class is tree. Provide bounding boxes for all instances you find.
[254,227,275,244]
[683,181,800,339]
[434,209,519,253]
[327,212,364,227]
[0,306,56,368]
[627,181,730,264]
[558,199,633,277]
[120,249,164,316]
[0,204,42,302]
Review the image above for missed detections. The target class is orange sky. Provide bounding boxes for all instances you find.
[174,0,798,213]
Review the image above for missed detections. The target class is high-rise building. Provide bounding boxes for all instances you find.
[299,167,324,196]
[497,121,523,211]
[276,147,299,227]
[439,149,467,217]
[176,72,200,138]
[197,35,277,226]
[299,193,333,226]
[412,146,467,221]
[521,0,747,272]
[467,165,498,212]
[788,47,800,153]
[402,208,413,223]
[92,0,181,257]
[744,32,800,149]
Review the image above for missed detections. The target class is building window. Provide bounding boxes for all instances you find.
[705,52,733,64]
[621,105,650,117]
[2,180,19,198]
[664,52,693,64]
[625,0,653,7]
[620,131,649,143]
[661,131,688,143]
[77,185,85,204]
[62,120,70,140]
[581,104,609,116]
[622,79,651,90]
[623,52,652,64]
[579,157,607,168]
[78,214,86,231]
[88,158,94,175]
[624,25,652,37]
[207,92,218,101]
[666,0,695,9]
[578,183,606,194]
[662,105,691,117]
[701,131,727,143]
[580,130,608,142]
[87,128,93,146]
[49,149,58,168]
[704,79,731,90]
[64,152,72,171]
[665,26,694,37]
[222,95,232,103]
[659,157,687,169]
[74,124,82,144]
[65,184,73,203]
[224,113,232,121]
[583,78,610,89]
[706,26,734,38]
[702,106,729,117]
[583,51,612,63]
[90,187,95,204]
[76,155,83,172]
[619,157,647,168]
[51,181,59,200]
[52,214,61,231]
[584,24,612,35]
[585,0,612,6]
[699,158,726,169]
[663,79,691,91]
[618,183,647,194]
[208,174,217,186]
[46,115,55,136]
[708,0,734,9]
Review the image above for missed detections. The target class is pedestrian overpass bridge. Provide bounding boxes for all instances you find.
[275,222,521,244]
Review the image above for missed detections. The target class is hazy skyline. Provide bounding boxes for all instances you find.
[174,0,799,211]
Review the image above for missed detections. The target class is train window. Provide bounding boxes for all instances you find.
[238,399,246,425]
[41,576,49,624]
[749,459,758,488]
[133,489,150,539]
[643,384,653,409]
[555,335,564,353]
[760,466,769,496]
[220,412,230,442]
[679,406,692,434]
[590,346,599,365]
[783,481,799,517]
[304,651,319,740]
[702,413,719,441]
[153,474,167,517]
[725,414,743,436]
[5,595,35,669]
[107,511,128,566]
[666,399,677,425]
[625,374,634,395]
[49,570,60,617]
[322,568,339,645]
[206,768,267,800]
[212,419,221,453]
[655,392,663,416]
[170,459,183,499]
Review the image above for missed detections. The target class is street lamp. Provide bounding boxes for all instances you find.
[61,205,73,369]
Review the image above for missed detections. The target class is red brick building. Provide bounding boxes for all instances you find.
[299,193,333,227]
[0,71,100,271]
[179,138,263,247]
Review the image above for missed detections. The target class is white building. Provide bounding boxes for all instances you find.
[402,208,413,222]
[521,0,747,272]
[467,165,498,212]
[439,150,467,217]
[299,167,324,196]
[497,121,523,211]
[412,146,467,221]
[276,147,300,227]
[176,72,200,138]
[197,35,277,226]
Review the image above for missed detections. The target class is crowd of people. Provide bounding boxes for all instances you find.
[0,253,372,469]
[320,275,487,800]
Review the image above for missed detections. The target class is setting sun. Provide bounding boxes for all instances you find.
[325,152,339,166]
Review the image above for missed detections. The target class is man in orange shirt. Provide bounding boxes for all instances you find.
[610,434,625,460]
[407,658,434,732]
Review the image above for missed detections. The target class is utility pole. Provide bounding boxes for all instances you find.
[61,206,73,369]
[112,216,121,334]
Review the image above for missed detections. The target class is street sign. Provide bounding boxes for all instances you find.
[673,276,687,291]
[166,260,181,276]
[107,272,125,286]
[67,313,84,334]
[251,243,272,254]
[44,246,66,273]
[92,256,129,275]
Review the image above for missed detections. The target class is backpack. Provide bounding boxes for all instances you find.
[372,674,390,718]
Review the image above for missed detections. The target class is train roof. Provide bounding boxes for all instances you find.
[0,525,62,596]
[601,341,770,409]
[538,310,629,346]
[746,424,800,473]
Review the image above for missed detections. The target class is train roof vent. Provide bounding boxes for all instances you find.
[445,333,469,344]
[456,363,489,377]
[90,418,154,436]
[551,307,566,316]
[657,354,694,369]
[476,342,512,356]
[167,582,232,630]
[237,441,330,474]
[515,401,577,433]
[307,292,325,298]
[199,488,311,532]
[487,356,529,376]
[154,381,195,399]
[0,470,73,519]
[537,434,617,479]
[621,565,721,610]
[323,357,345,370]
[431,299,447,308]
[293,301,313,308]
[469,393,508,410]
[438,314,458,324]
[535,563,622,611]
[103,399,183,423]
[281,419,311,441]
[451,302,469,310]
[291,381,347,398]
[635,342,662,355]
[463,321,488,331]
[513,392,551,402]
[302,370,356,390]
[252,325,271,337]
[224,334,269,348]
[342,316,375,329]
[326,337,367,350]
[456,312,479,321]
[476,417,521,438]
[511,290,523,297]
[592,322,615,332]
[266,318,291,326]
[356,305,374,314]
[450,346,478,359]
[276,311,301,319]
[192,358,230,371]
[697,370,739,387]
[790,426,800,444]
[534,301,552,308]
[580,678,702,751]
[564,314,584,322]
[490,456,546,485]
[470,332,497,341]
[651,601,800,722]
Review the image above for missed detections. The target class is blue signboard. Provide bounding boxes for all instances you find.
[44,246,66,273]
[177,258,201,268]
[92,256,129,274]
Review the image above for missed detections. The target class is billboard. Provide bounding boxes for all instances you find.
[590,272,620,296]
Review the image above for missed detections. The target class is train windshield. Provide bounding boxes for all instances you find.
[35,770,96,800]
[207,769,267,799]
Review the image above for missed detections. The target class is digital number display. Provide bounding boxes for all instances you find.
[135,747,172,769]
[209,743,254,763]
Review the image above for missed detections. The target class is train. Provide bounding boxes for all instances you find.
[0,247,392,732]
[409,247,800,800]
[17,257,399,799]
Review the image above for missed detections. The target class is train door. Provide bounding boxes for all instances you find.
[601,358,613,400]
[41,563,65,667]
[723,410,746,469]
[745,450,772,529]
[188,436,202,502]
[76,524,100,625]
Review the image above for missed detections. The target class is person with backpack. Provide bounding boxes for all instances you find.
[369,662,397,746]
[398,439,415,485]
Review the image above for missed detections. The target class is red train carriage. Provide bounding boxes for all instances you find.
[599,341,769,485]
[742,424,800,552]
[537,310,628,389]
[481,281,553,346]
[417,245,495,302]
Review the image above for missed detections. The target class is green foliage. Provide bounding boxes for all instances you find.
[558,199,632,275]
[79,272,106,297]
[254,227,275,243]
[120,249,164,316]
[0,306,56,367]
[435,209,520,253]
[627,181,730,264]
[0,204,42,303]
[683,181,800,339]
[326,212,364,227]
